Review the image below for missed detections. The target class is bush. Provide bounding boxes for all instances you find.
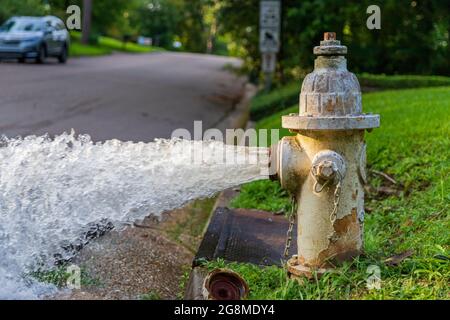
[359,74,450,89]
[250,82,301,121]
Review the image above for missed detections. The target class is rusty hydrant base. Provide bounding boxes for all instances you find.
[286,256,334,280]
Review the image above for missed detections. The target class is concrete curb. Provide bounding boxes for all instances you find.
[216,83,257,132]
[184,84,260,300]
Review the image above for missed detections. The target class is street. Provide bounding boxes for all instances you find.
[0,52,244,141]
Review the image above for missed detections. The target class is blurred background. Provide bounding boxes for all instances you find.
[0,0,449,301]
[1,0,448,81]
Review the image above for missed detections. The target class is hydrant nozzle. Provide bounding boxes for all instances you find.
[272,33,380,278]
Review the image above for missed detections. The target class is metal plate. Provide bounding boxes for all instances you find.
[282,114,380,130]
[194,207,297,267]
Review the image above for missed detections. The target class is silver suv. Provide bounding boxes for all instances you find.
[0,16,69,63]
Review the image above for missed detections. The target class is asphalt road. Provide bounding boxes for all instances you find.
[0,52,245,141]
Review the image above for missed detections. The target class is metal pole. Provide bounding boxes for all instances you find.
[264,72,272,92]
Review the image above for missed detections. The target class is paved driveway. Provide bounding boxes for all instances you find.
[0,52,244,141]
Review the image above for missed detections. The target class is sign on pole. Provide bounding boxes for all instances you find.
[262,53,277,73]
[260,0,281,91]
[259,0,281,54]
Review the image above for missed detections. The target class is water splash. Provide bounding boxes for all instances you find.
[0,132,269,299]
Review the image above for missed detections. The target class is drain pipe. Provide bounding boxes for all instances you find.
[270,33,380,278]
[203,269,249,300]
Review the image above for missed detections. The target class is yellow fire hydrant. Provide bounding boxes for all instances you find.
[270,32,380,278]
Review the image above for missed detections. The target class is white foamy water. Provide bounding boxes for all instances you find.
[0,132,269,299]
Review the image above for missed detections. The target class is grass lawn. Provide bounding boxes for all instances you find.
[69,32,163,57]
[210,86,450,300]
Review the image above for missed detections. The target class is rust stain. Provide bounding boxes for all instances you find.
[334,210,357,235]
[352,189,358,200]
[308,211,360,268]
[325,98,335,113]
[298,255,306,265]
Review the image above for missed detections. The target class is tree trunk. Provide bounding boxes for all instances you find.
[81,0,92,45]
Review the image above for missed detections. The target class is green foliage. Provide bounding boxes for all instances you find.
[177,0,207,52]
[0,0,45,24]
[130,0,182,48]
[359,74,450,89]
[69,31,162,57]
[31,266,101,288]
[70,42,112,57]
[218,0,450,80]
[251,82,301,120]
[231,180,291,213]
[98,35,162,53]
[217,0,260,73]
[52,0,136,36]
[140,290,162,300]
[165,198,216,248]
[177,267,192,300]
[227,85,450,299]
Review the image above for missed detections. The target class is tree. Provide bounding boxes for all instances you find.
[0,0,45,24]
[82,0,92,44]
[177,0,208,52]
[49,0,138,40]
[130,0,182,48]
[217,0,450,80]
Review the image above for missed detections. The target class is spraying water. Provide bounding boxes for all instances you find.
[0,131,269,299]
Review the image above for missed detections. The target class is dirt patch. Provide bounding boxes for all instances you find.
[55,198,215,300]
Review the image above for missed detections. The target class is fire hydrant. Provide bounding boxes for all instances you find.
[270,33,380,278]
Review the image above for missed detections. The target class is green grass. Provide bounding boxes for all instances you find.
[69,32,163,57]
[31,265,101,289]
[230,180,291,213]
[251,75,450,121]
[70,42,112,57]
[140,290,162,300]
[225,86,450,300]
[359,73,450,89]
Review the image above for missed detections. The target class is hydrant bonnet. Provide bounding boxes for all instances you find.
[282,32,380,131]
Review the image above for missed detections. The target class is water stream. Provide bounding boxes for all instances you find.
[0,132,269,299]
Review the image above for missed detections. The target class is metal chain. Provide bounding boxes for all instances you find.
[330,172,343,225]
[284,196,297,258]
[283,171,343,258]
[310,168,343,241]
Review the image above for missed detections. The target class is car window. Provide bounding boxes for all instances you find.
[55,21,66,31]
[0,19,43,32]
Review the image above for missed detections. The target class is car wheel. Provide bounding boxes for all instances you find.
[18,57,25,63]
[36,45,46,64]
[58,45,68,64]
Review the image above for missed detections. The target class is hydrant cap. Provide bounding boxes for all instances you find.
[313,32,348,56]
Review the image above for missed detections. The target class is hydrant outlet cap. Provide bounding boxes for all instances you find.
[314,32,347,56]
